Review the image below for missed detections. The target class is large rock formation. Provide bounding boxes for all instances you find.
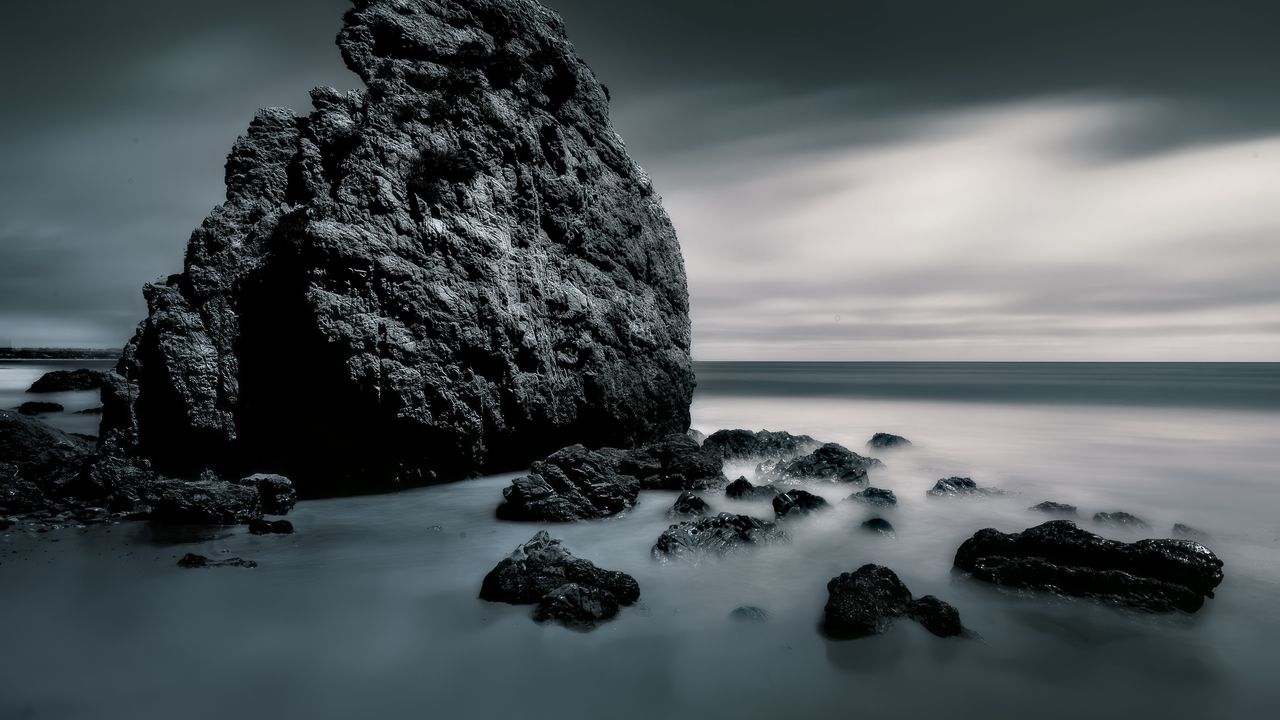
[99,0,694,496]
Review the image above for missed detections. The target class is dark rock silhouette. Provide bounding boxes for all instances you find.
[724,476,780,500]
[847,487,897,507]
[772,489,829,519]
[861,517,896,537]
[926,476,1005,497]
[762,443,878,484]
[0,410,93,516]
[1029,501,1077,515]
[953,520,1224,613]
[701,429,818,461]
[652,513,788,562]
[27,369,108,393]
[670,491,711,517]
[532,583,621,631]
[18,401,64,416]
[1172,523,1212,542]
[823,564,964,639]
[868,433,911,449]
[98,0,693,497]
[177,553,258,569]
[728,606,770,622]
[615,434,725,491]
[1094,511,1150,530]
[248,518,295,535]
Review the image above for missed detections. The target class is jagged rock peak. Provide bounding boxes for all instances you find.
[99,0,694,496]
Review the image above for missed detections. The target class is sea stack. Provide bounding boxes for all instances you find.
[99,0,694,495]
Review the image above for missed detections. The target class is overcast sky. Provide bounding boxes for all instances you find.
[1,0,1278,360]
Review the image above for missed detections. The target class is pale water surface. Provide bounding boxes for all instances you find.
[2,362,1278,719]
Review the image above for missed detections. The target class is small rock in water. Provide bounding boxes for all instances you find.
[480,531,639,608]
[248,518,294,535]
[1094,511,1150,530]
[847,487,897,507]
[1172,523,1212,542]
[724,476,781,500]
[239,474,297,516]
[496,445,640,523]
[18,402,64,416]
[926,477,1005,498]
[861,517,896,537]
[670,492,711,517]
[762,443,878,484]
[701,429,819,462]
[823,564,964,639]
[532,583,621,631]
[75,406,105,415]
[728,606,770,623]
[27,369,108,393]
[868,433,912,449]
[177,553,257,569]
[1029,501,1077,515]
[773,489,830,519]
[652,513,788,563]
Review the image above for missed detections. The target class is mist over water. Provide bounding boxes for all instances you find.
[2,362,1279,719]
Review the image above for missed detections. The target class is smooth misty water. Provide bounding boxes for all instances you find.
[2,362,1279,719]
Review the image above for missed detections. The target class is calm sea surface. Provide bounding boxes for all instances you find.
[2,361,1278,719]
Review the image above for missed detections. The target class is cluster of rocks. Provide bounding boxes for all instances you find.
[823,564,964,639]
[652,513,788,563]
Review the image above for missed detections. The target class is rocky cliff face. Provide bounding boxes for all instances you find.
[101,0,694,496]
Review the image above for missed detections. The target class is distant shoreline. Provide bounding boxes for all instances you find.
[0,348,121,361]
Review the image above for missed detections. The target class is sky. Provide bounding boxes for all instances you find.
[1,0,1278,360]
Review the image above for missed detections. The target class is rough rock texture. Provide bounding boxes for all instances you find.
[243,473,298,515]
[1,410,93,516]
[670,491,711,517]
[926,477,1004,498]
[762,443,878,484]
[1094,511,1150,530]
[953,520,1224,613]
[98,0,694,497]
[28,369,108,393]
[823,564,964,639]
[772,489,829,519]
[177,553,258,569]
[142,478,266,525]
[701,429,818,461]
[18,402,64,416]
[867,433,911,449]
[614,434,725,491]
[724,476,780,500]
[651,513,788,563]
[479,530,640,605]
[248,518,295,535]
[531,583,620,630]
[861,517,896,537]
[847,487,897,507]
[495,444,637,522]
[1172,523,1212,543]
[1029,501,1077,515]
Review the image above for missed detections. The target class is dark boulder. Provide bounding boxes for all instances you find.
[27,369,108,393]
[728,606,770,623]
[824,564,963,639]
[177,553,258,569]
[670,491,711,517]
[868,433,911,449]
[248,518,295,535]
[143,478,265,525]
[724,476,780,500]
[701,429,818,461]
[927,477,1005,498]
[616,434,725,491]
[1094,511,1150,530]
[861,517,896,537]
[531,583,621,631]
[772,489,829,519]
[1172,523,1212,543]
[652,513,788,563]
[1,410,93,516]
[239,474,297,516]
[953,520,1224,613]
[76,406,105,415]
[763,443,878,484]
[97,0,695,497]
[496,445,638,522]
[480,531,639,606]
[18,402,64,416]
[847,487,897,507]
[1029,501,1077,515]
[687,429,707,445]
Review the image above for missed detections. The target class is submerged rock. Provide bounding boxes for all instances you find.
[1094,511,1150,530]
[823,564,964,639]
[1172,523,1212,543]
[724,476,780,500]
[861,517,896,537]
[98,0,695,497]
[670,491,711,517]
[1029,501,1077,515]
[652,513,788,563]
[953,520,1224,613]
[772,489,829,519]
[868,433,911,449]
[177,553,258,569]
[532,583,621,631]
[27,369,108,393]
[18,402,64,416]
[926,477,1005,498]
[763,443,878,484]
[496,445,639,522]
[847,487,897,507]
[728,606,770,623]
[701,429,818,461]
[480,531,640,606]
[248,518,295,535]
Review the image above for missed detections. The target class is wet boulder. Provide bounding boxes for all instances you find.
[652,513,788,563]
[1029,501,1077,515]
[823,564,964,639]
[953,520,1224,613]
[27,369,108,393]
[177,553,257,569]
[927,477,1005,498]
[496,445,639,522]
[724,476,780,500]
[763,443,878,484]
[143,478,264,525]
[531,583,622,631]
[861,517,896,537]
[1094,511,1150,530]
[0,410,93,515]
[773,489,829,519]
[670,491,711,517]
[480,531,640,606]
[868,433,911,449]
[248,518,294,535]
[239,474,297,516]
[847,487,897,507]
[616,434,725,491]
[18,402,64,416]
[701,429,818,461]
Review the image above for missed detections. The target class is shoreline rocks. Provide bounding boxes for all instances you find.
[762,443,878,484]
[1029,501,1077,515]
[861,517,896,537]
[701,429,818,462]
[953,520,1224,613]
[27,369,108,393]
[823,564,965,639]
[177,553,257,569]
[652,513,788,563]
[868,433,911,449]
[18,401,64,416]
[670,491,711,517]
[847,487,897,507]
[1094,511,1150,530]
[724,476,780,500]
[927,477,1005,498]
[772,489,829,519]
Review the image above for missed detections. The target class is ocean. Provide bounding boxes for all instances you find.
[2,361,1278,719]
